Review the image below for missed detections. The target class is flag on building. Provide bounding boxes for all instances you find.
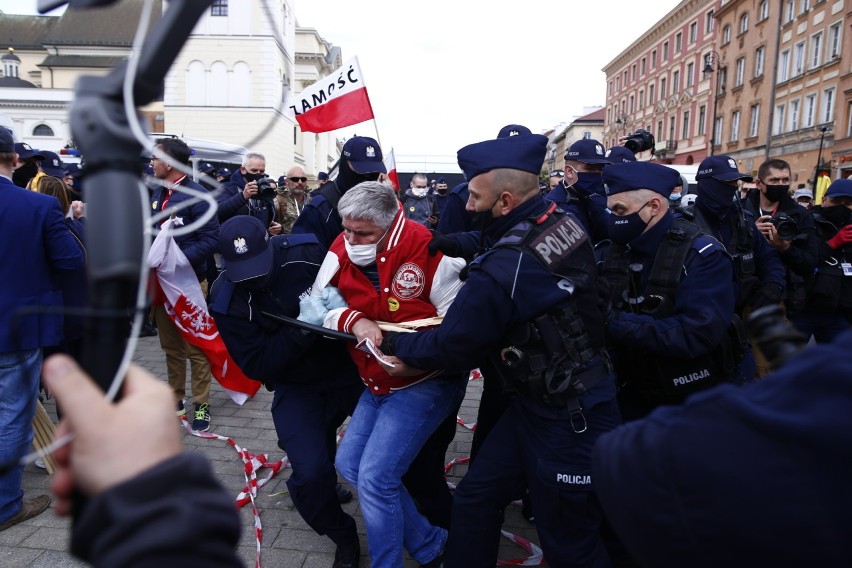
[285,56,375,133]
[148,220,260,405]
[384,148,400,191]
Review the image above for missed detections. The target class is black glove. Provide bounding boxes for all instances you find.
[427,230,461,257]
[380,331,400,356]
[750,283,783,310]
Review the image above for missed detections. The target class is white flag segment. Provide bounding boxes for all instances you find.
[384,148,399,190]
[284,56,375,133]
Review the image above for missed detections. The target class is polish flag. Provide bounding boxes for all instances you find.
[384,148,400,191]
[285,56,375,133]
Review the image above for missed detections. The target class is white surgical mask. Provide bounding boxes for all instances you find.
[345,239,378,267]
[411,186,429,198]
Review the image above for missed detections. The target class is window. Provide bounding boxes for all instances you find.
[822,88,834,123]
[661,77,667,99]
[686,62,694,88]
[799,0,809,15]
[793,41,805,76]
[735,57,745,86]
[731,111,741,141]
[719,67,728,93]
[829,22,842,59]
[722,25,731,45]
[682,110,691,139]
[211,0,227,16]
[784,0,794,23]
[848,101,852,137]
[624,70,628,85]
[676,32,683,53]
[608,81,613,96]
[641,57,647,75]
[740,12,749,34]
[657,120,664,142]
[706,9,715,33]
[714,116,723,145]
[810,32,822,69]
[32,124,53,136]
[698,105,707,135]
[778,49,790,82]
[629,94,635,113]
[759,0,769,20]
[755,46,765,77]
[689,22,697,43]
[616,76,620,91]
[804,93,816,127]
[651,50,657,68]
[649,83,656,104]
[774,103,786,134]
[669,115,676,141]
[790,99,800,130]
[749,104,760,137]
[638,89,645,109]
[631,64,637,80]
[663,41,669,61]
[673,70,680,94]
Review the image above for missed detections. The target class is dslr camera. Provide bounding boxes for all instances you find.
[769,212,798,240]
[255,174,277,202]
[621,129,655,155]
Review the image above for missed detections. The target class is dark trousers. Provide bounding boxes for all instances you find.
[273,382,362,546]
[444,398,619,568]
[790,310,851,344]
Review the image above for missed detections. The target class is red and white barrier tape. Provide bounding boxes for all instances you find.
[498,529,545,566]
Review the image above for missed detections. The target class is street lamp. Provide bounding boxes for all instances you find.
[703,50,723,156]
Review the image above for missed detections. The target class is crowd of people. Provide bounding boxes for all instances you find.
[2,120,852,568]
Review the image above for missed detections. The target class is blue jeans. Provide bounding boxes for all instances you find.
[0,348,42,523]
[336,377,466,567]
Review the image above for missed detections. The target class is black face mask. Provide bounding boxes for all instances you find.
[819,205,852,229]
[336,164,380,193]
[474,195,502,234]
[762,184,790,203]
[13,162,39,188]
[243,172,264,183]
[697,178,737,217]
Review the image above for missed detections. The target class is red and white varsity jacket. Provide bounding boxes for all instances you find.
[312,209,465,393]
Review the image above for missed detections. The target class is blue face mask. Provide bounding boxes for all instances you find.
[608,202,650,245]
[669,193,682,201]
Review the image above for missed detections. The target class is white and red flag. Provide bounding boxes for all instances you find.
[384,148,400,191]
[148,219,260,405]
[285,56,375,133]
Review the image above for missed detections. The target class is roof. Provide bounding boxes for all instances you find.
[574,108,606,123]
[39,54,126,68]
[0,76,37,88]
[42,0,162,47]
[0,14,59,50]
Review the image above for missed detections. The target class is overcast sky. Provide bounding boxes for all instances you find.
[2,0,677,169]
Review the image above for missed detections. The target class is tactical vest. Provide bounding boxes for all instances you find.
[601,217,744,405]
[681,204,759,312]
[481,204,609,408]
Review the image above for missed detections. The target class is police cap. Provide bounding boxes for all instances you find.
[602,162,681,197]
[458,134,548,181]
[218,216,274,283]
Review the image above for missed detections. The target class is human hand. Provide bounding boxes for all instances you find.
[242,181,258,200]
[44,355,181,516]
[827,225,852,249]
[321,286,348,310]
[70,201,85,219]
[378,356,425,377]
[427,230,461,257]
[267,221,282,236]
[297,296,329,326]
[756,216,789,251]
[352,318,383,346]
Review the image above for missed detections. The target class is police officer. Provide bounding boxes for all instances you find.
[599,162,738,421]
[291,136,386,249]
[546,138,612,244]
[208,216,363,568]
[687,156,786,318]
[379,133,620,568]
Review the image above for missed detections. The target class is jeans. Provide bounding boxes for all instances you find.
[0,348,42,523]
[335,376,466,567]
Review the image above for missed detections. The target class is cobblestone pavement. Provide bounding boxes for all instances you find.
[1,337,543,567]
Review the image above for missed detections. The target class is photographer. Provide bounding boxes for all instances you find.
[795,179,852,341]
[744,159,818,340]
[215,151,280,235]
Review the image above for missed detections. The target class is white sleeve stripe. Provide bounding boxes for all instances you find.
[387,209,406,249]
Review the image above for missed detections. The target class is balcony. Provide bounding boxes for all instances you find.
[654,140,677,159]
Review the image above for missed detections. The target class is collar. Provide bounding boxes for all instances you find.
[485,195,549,240]
[167,174,187,190]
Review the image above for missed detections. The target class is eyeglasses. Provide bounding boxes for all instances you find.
[288,176,308,183]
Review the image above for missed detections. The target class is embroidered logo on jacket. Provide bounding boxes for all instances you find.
[392,262,425,299]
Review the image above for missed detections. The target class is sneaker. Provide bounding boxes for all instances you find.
[332,538,360,568]
[176,399,186,417]
[0,495,50,532]
[335,483,353,504]
[192,403,210,432]
[138,322,158,338]
[34,458,46,470]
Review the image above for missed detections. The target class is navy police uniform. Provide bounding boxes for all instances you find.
[383,134,619,568]
[435,182,474,234]
[599,162,737,421]
[208,220,363,552]
[593,327,852,568]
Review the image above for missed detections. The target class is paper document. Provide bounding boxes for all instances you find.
[355,338,396,367]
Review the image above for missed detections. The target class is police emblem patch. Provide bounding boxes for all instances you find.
[366,145,376,158]
[233,237,248,255]
[392,262,425,299]
[728,158,736,169]
[595,144,604,155]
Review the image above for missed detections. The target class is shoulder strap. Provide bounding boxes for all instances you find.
[316,181,342,210]
[644,217,702,301]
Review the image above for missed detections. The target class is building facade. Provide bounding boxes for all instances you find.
[546,107,605,173]
[602,0,720,165]
[828,0,852,179]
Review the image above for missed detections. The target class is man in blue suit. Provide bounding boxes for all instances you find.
[0,127,85,531]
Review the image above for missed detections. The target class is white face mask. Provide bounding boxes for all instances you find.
[411,186,429,198]
[344,239,378,267]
